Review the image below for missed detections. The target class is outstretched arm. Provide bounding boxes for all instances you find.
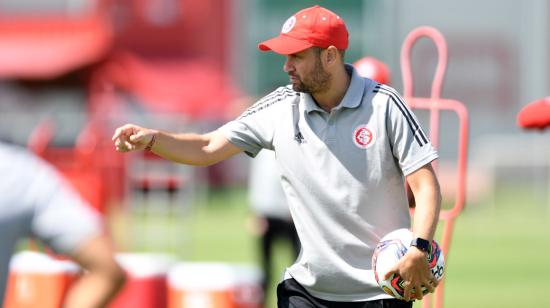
[112,124,243,166]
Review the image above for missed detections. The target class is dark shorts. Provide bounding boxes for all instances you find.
[277,278,413,308]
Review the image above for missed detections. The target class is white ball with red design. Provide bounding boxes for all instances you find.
[372,228,445,300]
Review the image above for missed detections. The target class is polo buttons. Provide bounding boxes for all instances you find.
[326,114,337,143]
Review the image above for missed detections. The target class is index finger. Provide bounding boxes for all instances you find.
[112,128,122,141]
[383,265,399,280]
[112,124,132,141]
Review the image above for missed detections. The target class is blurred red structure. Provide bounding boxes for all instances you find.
[108,253,175,308]
[27,119,110,214]
[105,0,233,68]
[0,12,113,79]
[167,263,263,308]
[400,26,469,308]
[1,0,241,213]
[88,52,241,120]
[517,97,550,130]
[3,251,80,308]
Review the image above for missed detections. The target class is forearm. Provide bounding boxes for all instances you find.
[150,131,219,166]
[63,270,125,308]
[412,184,441,241]
[407,164,442,241]
[111,124,243,166]
[63,235,125,308]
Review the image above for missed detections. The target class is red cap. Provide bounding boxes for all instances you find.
[258,5,349,55]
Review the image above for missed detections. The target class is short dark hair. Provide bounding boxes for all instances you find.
[338,49,346,60]
[312,46,346,61]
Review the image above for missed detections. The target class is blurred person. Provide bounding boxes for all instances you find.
[353,56,391,85]
[0,141,125,308]
[112,5,441,307]
[248,149,300,301]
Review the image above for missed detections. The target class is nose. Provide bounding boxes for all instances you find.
[284,56,293,73]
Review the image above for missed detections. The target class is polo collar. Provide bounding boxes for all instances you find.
[303,95,324,113]
[302,64,366,113]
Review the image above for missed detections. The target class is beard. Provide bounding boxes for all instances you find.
[290,58,332,94]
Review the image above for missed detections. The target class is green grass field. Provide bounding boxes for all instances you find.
[129,185,550,308]
[438,187,550,308]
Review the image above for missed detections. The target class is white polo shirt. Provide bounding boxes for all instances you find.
[0,142,102,304]
[219,64,438,302]
[248,150,291,219]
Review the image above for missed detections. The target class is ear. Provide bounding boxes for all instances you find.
[325,46,340,67]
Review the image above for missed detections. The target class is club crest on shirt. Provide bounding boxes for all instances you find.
[353,125,376,149]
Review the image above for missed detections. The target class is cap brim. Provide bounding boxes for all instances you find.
[258,35,313,55]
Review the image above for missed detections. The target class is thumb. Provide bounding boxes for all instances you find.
[129,130,148,143]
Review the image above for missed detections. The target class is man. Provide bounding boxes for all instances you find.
[112,5,441,307]
[0,141,125,307]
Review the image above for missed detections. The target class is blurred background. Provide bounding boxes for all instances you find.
[1,0,549,307]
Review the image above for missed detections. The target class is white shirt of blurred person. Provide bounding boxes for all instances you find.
[248,150,300,294]
[111,5,441,306]
[0,142,125,308]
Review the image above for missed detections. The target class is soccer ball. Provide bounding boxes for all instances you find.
[372,228,445,300]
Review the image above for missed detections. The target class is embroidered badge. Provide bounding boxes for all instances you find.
[353,125,376,149]
[281,16,296,33]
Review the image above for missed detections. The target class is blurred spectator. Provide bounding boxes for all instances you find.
[353,56,391,85]
[0,141,125,308]
[248,149,300,301]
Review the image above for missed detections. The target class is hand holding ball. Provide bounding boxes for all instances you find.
[372,228,445,300]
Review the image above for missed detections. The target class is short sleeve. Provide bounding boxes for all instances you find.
[383,87,439,175]
[28,157,102,254]
[219,87,296,157]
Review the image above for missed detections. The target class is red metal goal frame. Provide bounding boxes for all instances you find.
[401,26,469,308]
